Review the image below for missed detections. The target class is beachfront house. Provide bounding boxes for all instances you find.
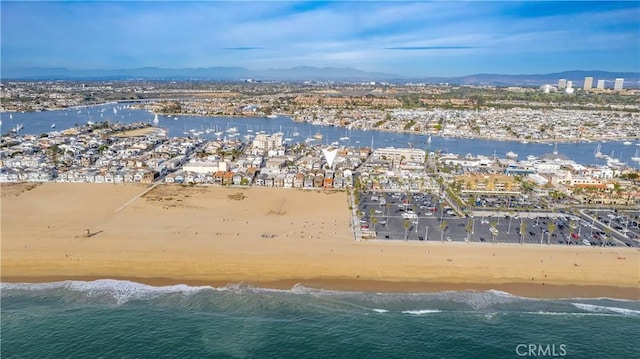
[304,175,314,188]
[232,173,243,185]
[313,174,324,188]
[223,171,234,185]
[264,176,274,187]
[213,171,225,184]
[255,173,267,186]
[284,173,295,188]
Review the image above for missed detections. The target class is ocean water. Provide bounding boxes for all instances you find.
[1,280,639,358]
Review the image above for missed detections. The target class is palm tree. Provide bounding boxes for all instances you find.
[490,221,498,244]
[603,227,611,247]
[403,219,411,241]
[439,220,448,242]
[384,202,390,228]
[506,211,515,235]
[547,222,556,245]
[371,217,378,238]
[519,220,526,245]
[465,217,473,242]
[568,221,577,246]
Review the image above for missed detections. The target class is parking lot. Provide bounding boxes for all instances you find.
[356,191,639,248]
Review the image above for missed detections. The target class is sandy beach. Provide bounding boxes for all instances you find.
[1,183,639,299]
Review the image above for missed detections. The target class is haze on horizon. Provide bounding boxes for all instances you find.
[1,1,639,77]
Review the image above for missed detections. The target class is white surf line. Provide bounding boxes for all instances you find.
[114,183,158,213]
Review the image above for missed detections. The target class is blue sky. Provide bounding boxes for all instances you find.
[2,1,639,76]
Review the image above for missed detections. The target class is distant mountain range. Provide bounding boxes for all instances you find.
[3,66,639,87]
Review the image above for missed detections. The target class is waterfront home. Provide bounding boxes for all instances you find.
[213,171,224,184]
[255,173,267,186]
[294,172,305,188]
[264,175,274,187]
[223,171,234,185]
[284,173,295,188]
[313,174,324,188]
[142,171,158,183]
[304,175,314,188]
[232,172,243,186]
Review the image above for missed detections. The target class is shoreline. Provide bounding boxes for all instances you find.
[2,275,638,300]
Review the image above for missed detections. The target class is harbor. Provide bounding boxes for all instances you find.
[2,103,639,168]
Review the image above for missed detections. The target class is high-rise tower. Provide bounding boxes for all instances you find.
[558,79,567,89]
[614,78,624,91]
[583,77,593,91]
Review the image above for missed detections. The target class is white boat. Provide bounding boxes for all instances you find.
[292,130,300,137]
[623,141,632,145]
[153,114,159,125]
[520,140,529,144]
[10,123,23,133]
[607,157,626,168]
[339,136,349,141]
[506,151,518,159]
[631,149,640,162]
[227,127,238,133]
[51,123,56,128]
[266,114,278,119]
[314,133,323,140]
[594,143,605,158]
